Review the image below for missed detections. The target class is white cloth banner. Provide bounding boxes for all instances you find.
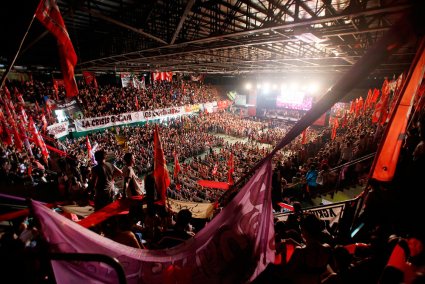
[47,121,69,138]
[120,73,133,88]
[168,199,214,219]
[274,202,346,226]
[74,103,216,132]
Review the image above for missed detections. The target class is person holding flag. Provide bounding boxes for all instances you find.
[153,124,171,219]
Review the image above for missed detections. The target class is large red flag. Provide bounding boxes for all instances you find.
[153,125,171,206]
[36,0,78,97]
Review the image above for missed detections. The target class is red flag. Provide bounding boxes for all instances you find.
[372,98,383,123]
[36,0,78,97]
[3,86,11,100]
[0,110,12,146]
[349,100,355,113]
[11,122,23,152]
[135,95,139,110]
[35,101,41,113]
[381,78,390,97]
[28,117,49,161]
[301,128,307,144]
[153,125,171,206]
[331,118,339,140]
[227,153,234,185]
[86,136,92,160]
[371,88,380,104]
[355,97,363,117]
[21,107,29,124]
[17,93,25,105]
[82,71,98,89]
[364,89,372,110]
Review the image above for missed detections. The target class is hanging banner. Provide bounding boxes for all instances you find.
[73,103,214,132]
[54,99,84,122]
[274,202,346,226]
[120,73,133,88]
[168,199,214,219]
[47,121,69,138]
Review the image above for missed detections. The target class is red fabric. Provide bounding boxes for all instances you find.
[36,0,78,97]
[28,117,49,160]
[153,125,171,206]
[349,100,355,113]
[0,110,12,145]
[86,136,92,160]
[227,153,234,185]
[301,128,307,144]
[331,118,339,140]
[277,202,294,211]
[11,122,23,152]
[135,95,139,110]
[152,72,173,82]
[197,180,230,190]
[355,97,363,117]
[82,71,97,89]
[78,199,131,228]
[3,86,11,100]
[371,88,380,104]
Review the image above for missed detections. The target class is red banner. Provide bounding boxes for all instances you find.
[36,0,78,97]
[197,180,230,190]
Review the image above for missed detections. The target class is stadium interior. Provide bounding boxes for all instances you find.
[1,0,425,283]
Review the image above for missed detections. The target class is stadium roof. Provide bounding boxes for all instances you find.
[1,0,421,76]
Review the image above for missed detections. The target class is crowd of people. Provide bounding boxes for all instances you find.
[77,80,219,117]
[1,75,425,283]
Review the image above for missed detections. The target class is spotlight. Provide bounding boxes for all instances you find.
[272,84,278,90]
[245,83,252,90]
[308,83,320,94]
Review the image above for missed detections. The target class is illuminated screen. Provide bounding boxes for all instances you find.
[276,89,313,110]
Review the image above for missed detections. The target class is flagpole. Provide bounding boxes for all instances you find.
[0,14,36,88]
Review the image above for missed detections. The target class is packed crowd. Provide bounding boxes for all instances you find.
[78,80,219,117]
[2,74,425,283]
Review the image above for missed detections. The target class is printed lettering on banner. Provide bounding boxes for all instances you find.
[168,199,214,219]
[274,203,345,226]
[74,103,213,132]
[47,122,69,138]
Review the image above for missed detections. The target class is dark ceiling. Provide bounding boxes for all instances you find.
[0,0,422,77]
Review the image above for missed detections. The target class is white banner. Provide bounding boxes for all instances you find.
[47,121,69,138]
[120,73,133,88]
[274,203,345,226]
[168,199,214,219]
[73,103,214,132]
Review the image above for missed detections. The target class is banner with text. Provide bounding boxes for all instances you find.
[74,104,207,132]
[274,202,346,226]
[47,121,69,138]
[168,199,214,219]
